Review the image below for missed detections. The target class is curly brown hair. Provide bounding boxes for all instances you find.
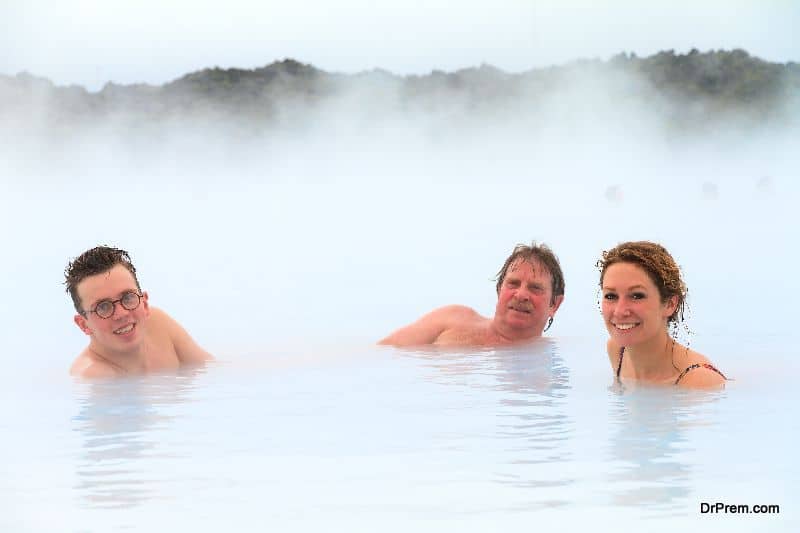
[64,246,141,315]
[495,242,565,305]
[597,241,687,325]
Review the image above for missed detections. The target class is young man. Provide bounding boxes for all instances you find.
[65,246,214,378]
[379,242,565,346]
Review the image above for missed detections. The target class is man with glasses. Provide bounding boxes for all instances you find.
[379,242,565,346]
[65,246,213,378]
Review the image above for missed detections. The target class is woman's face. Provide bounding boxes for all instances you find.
[600,262,677,346]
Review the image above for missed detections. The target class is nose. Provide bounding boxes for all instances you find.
[614,298,632,317]
[514,287,530,301]
[111,301,132,319]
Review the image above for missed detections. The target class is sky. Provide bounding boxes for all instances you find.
[2,0,799,91]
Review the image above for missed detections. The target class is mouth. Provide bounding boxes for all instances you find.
[612,322,640,331]
[113,323,136,335]
[509,305,532,314]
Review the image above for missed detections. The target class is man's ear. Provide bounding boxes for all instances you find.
[141,291,151,317]
[74,314,92,336]
[550,294,565,315]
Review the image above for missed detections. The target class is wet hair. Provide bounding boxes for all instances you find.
[495,242,565,305]
[64,246,141,315]
[597,241,687,326]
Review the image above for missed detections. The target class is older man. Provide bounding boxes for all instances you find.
[66,245,213,378]
[379,242,565,346]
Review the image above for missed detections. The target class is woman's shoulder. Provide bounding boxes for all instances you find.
[675,346,726,388]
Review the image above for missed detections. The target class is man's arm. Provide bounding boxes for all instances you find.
[152,308,214,365]
[378,305,474,347]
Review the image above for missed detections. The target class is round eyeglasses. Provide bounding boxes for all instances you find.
[85,291,143,319]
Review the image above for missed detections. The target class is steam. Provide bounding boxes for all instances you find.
[0,59,797,364]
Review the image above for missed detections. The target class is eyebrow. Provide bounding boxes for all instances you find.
[602,284,647,291]
[89,289,137,307]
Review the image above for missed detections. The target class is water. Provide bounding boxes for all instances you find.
[1,336,796,531]
[1,107,798,530]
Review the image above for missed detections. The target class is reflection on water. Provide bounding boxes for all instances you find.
[398,340,574,506]
[5,337,793,531]
[72,369,205,509]
[606,384,725,515]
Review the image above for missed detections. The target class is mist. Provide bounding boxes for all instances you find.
[1,56,798,371]
[3,1,798,90]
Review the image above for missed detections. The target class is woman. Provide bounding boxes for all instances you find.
[597,241,726,388]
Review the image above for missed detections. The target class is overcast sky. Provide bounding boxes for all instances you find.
[2,0,799,91]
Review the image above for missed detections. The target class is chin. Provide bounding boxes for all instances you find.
[107,332,141,349]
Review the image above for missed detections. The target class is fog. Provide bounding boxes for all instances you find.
[3,1,798,90]
[1,63,798,373]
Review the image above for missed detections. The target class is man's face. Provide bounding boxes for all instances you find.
[495,259,562,334]
[73,264,150,354]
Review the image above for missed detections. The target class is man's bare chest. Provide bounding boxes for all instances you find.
[434,326,492,346]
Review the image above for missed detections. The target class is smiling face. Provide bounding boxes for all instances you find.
[73,264,150,355]
[495,258,562,336]
[600,262,677,346]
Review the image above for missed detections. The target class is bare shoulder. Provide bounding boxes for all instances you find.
[677,366,726,389]
[149,306,214,364]
[378,305,482,346]
[677,348,726,389]
[148,306,178,329]
[431,304,483,321]
[69,352,120,379]
[147,306,191,338]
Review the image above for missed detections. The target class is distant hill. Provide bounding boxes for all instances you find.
[2,50,798,134]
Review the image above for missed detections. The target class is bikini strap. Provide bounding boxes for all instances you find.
[616,346,624,378]
[674,363,727,385]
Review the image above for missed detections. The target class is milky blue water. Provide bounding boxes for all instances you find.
[1,334,796,531]
[1,110,798,530]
